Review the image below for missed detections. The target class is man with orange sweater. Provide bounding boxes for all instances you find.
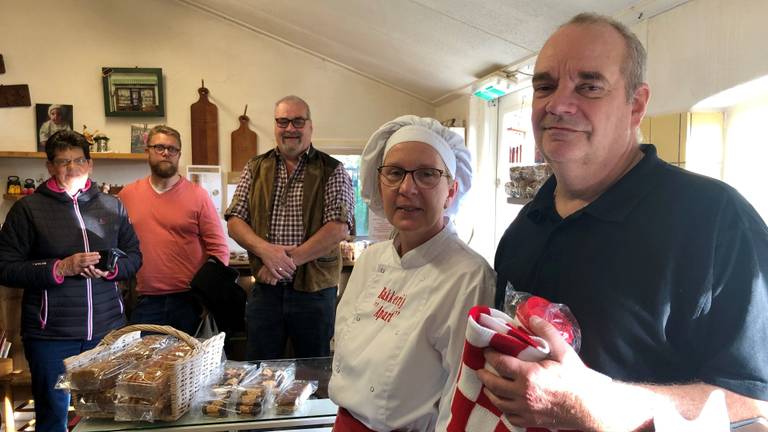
[119,125,229,335]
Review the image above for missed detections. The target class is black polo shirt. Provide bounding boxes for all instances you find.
[494,144,768,400]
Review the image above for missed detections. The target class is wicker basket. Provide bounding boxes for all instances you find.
[65,324,225,421]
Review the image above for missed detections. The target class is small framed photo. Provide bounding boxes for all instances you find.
[36,103,74,151]
[130,124,151,154]
[102,67,165,117]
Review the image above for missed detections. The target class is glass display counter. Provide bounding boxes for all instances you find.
[73,399,336,431]
[73,357,337,432]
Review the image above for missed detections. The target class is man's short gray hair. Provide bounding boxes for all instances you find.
[564,13,647,102]
[274,95,312,120]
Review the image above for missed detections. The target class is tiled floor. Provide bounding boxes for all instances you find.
[1,399,35,431]
[2,404,95,432]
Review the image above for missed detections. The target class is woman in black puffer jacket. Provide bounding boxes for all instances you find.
[0,130,141,432]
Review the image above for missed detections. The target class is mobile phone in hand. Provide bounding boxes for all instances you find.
[96,248,126,272]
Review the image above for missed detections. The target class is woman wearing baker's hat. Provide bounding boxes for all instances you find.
[329,115,495,431]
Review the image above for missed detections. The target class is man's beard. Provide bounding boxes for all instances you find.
[150,160,178,178]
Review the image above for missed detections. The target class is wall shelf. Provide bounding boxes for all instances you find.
[0,151,145,160]
[2,194,25,202]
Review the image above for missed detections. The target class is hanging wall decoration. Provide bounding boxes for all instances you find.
[36,103,74,151]
[102,67,165,117]
[190,80,219,165]
[230,104,258,172]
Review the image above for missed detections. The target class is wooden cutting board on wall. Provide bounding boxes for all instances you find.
[230,106,258,171]
[190,81,219,165]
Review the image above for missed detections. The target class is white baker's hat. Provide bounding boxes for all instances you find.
[360,115,471,218]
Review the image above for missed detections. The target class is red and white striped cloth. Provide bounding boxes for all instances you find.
[446,305,576,432]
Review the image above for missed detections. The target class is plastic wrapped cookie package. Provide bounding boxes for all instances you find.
[114,394,172,422]
[235,361,297,416]
[275,380,318,415]
[241,360,296,392]
[61,335,173,393]
[234,384,269,417]
[71,389,117,419]
[196,360,302,419]
[112,339,198,421]
[195,361,259,418]
[217,361,257,388]
[115,340,194,400]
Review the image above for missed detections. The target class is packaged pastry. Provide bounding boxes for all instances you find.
[71,389,116,418]
[154,340,194,362]
[239,386,266,404]
[234,385,266,417]
[114,395,170,422]
[235,402,263,416]
[115,340,192,399]
[197,384,236,418]
[69,358,133,391]
[68,335,173,391]
[218,361,255,387]
[114,335,174,362]
[201,399,228,417]
[241,361,295,391]
[116,361,170,400]
[275,380,317,414]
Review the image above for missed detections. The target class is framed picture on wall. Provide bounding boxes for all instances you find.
[130,124,151,154]
[35,103,74,151]
[102,67,165,117]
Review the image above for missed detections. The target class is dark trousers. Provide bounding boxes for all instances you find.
[129,291,202,336]
[23,338,100,432]
[246,282,337,360]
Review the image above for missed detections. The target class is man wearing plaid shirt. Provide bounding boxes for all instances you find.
[226,95,354,360]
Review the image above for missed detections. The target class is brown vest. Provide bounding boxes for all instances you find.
[247,147,344,292]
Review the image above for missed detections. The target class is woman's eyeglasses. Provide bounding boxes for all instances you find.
[275,117,309,129]
[147,144,181,156]
[377,165,448,189]
[52,157,89,168]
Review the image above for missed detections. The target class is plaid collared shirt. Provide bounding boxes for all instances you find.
[225,146,354,248]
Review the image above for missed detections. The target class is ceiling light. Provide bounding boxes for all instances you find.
[472,73,518,101]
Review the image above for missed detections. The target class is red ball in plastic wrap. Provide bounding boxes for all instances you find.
[517,295,577,347]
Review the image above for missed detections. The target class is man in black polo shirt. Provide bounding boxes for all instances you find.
[482,12,768,430]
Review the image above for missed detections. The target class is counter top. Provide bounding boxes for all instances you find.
[74,356,337,431]
[73,399,337,432]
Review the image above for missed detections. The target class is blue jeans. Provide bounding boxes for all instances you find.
[23,338,101,432]
[129,292,202,336]
[246,283,336,360]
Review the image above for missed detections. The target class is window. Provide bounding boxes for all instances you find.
[333,154,369,237]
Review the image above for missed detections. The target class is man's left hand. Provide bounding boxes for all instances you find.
[478,316,604,430]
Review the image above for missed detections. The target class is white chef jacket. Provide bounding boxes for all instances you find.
[329,222,495,431]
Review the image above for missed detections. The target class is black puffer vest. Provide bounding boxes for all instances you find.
[0,180,142,340]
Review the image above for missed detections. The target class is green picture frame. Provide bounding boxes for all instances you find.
[102,67,165,117]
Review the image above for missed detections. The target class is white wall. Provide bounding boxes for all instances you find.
[723,92,768,220]
[0,0,433,163]
[0,0,434,221]
[435,95,470,126]
[642,0,768,115]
